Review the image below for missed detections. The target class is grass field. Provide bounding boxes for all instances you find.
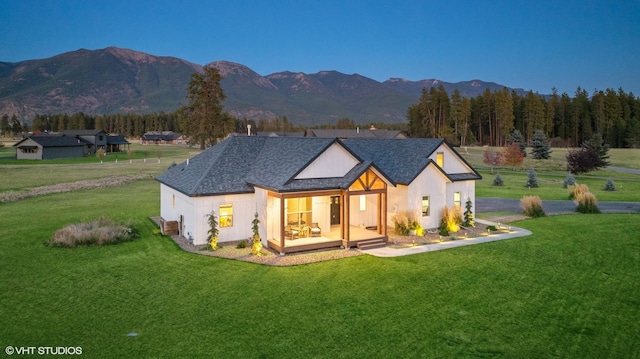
[1,142,639,357]
[0,178,639,358]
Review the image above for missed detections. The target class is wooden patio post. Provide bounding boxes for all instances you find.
[279,196,285,254]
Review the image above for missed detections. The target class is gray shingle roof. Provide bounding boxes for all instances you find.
[157,136,480,196]
[14,135,85,148]
[342,138,445,184]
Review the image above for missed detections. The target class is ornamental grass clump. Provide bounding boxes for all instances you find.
[520,195,545,218]
[568,183,590,200]
[439,206,462,236]
[575,191,600,214]
[49,217,135,247]
[392,211,410,236]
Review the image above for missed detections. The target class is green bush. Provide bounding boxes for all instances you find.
[236,240,247,249]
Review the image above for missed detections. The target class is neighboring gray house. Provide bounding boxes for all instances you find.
[62,130,108,154]
[141,131,183,145]
[157,135,481,254]
[305,126,407,139]
[13,135,86,160]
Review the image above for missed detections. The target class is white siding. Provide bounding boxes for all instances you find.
[312,196,331,235]
[295,143,359,179]
[349,194,378,228]
[407,165,449,230]
[429,144,471,173]
[161,184,262,246]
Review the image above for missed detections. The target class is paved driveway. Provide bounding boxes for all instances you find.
[477,197,640,215]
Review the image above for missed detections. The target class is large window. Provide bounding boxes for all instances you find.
[286,197,312,228]
[422,196,430,216]
[436,152,444,167]
[453,192,461,208]
[220,204,233,227]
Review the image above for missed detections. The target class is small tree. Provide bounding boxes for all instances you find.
[96,148,106,162]
[531,129,552,159]
[582,133,610,168]
[507,129,526,157]
[250,212,263,256]
[604,178,616,191]
[483,147,503,174]
[566,147,601,174]
[493,173,504,186]
[463,198,475,227]
[502,143,524,170]
[525,167,539,188]
[206,210,219,251]
[562,173,576,189]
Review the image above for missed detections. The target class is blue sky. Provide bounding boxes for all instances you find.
[1,0,639,95]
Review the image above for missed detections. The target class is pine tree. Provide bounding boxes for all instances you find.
[179,66,233,150]
[604,178,616,191]
[463,198,475,227]
[526,167,539,188]
[493,173,504,186]
[563,173,576,188]
[507,129,527,157]
[531,129,552,159]
[582,133,610,168]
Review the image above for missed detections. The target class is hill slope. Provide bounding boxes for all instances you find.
[0,47,527,125]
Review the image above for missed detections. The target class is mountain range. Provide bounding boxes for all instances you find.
[0,47,527,125]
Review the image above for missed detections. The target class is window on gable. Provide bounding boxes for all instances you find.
[436,152,444,167]
[220,204,233,227]
[422,196,430,216]
[453,192,461,208]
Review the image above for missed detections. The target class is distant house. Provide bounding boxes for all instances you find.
[107,134,131,153]
[305,126,407,139]
[157,135,481,254]
[141,131,183,145]
[62,130,108,154]
[13,135,86,160]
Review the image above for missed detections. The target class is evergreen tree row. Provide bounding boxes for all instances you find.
[408,86,640,148]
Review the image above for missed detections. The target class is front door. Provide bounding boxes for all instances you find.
[330,196,341,225]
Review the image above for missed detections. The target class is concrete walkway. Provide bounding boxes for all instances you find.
[361,219,532,257]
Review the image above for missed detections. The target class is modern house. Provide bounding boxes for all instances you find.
[13,135,86,160]
[156,135,481,254]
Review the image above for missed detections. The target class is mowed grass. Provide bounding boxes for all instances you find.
[459,146,640,201]
[0,144,198,192]
[1,179,639,358]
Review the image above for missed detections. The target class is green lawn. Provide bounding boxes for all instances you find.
[0,144,197,192]
[1,179,639,358]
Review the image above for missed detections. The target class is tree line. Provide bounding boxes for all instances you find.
[408,85,640,148]
[3,79,639,149]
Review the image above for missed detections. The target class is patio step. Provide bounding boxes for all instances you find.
[357,238,386,250]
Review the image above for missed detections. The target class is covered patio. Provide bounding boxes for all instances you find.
[266,168,390,254]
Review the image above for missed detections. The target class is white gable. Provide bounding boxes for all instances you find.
[429,144,472,173]
[295,142,359,179]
